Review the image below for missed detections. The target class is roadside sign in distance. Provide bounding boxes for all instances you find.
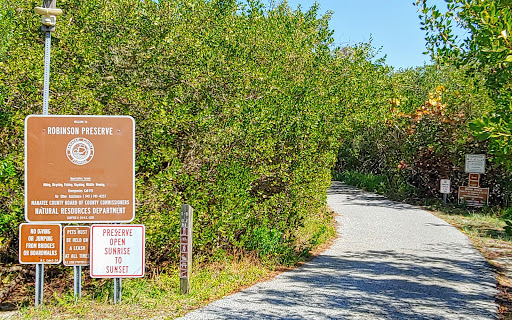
[465,154,486,174]
[440,179,451,194]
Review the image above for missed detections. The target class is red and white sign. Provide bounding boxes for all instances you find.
[90,225,145,278]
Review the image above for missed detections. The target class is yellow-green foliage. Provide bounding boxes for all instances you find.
[417,0,512,169]
[336,64,512,205]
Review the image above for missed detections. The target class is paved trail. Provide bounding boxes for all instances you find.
[180,182,498,319]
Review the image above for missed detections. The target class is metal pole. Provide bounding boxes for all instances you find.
[73,266,82,299]
[42,31,51,115]
[443,193,447,206]
[113,278,122,304]
[35,264,44,306]
[32,0,61,307]
[36,0,61,115]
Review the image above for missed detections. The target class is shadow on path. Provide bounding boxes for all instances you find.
[327,183,416,211]
[187,248,495,319]
[180,182,497,320]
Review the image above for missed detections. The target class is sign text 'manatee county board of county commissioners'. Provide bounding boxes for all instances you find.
[25,115,135,223]
[90,225,145,278]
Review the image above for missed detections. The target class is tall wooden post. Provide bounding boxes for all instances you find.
[180,205,193,294]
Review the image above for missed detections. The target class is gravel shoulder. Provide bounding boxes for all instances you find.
[179,182,498,319]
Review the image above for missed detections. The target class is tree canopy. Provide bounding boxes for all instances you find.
[417,0,512,169]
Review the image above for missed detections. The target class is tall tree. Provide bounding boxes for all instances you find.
[416,0,512,169]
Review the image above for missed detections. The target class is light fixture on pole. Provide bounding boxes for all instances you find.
[34,0,62,116]
[32,0,63,307]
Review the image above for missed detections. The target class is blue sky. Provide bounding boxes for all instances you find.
[281,0,454,69]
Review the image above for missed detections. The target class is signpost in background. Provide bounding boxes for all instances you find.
[29,0,63,306]
[34,0,62,115]
[26,0,143,307]
[459,154,489,207]
[180,205,193,294]
[24,116,137,305]
[440,179,451,206]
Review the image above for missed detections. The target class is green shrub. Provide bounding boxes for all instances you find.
[0,0,346,264]
[335,64,511,206]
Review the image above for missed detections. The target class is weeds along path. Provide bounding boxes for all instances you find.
[179,181,498,319]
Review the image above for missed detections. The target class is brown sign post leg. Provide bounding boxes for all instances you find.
[180,205,193,294]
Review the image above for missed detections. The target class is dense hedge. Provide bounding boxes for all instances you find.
[0,0,350,264]
[2,0,510,267]
[335,64,512,206]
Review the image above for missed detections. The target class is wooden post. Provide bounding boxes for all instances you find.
[180,204,193,294]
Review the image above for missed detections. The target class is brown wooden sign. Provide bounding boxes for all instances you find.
[25,115,135,223]
[458,186,489,208]
[19,223,62,264]
[468,173,480,188]
[63,226,90,266]
[179,205,193,294]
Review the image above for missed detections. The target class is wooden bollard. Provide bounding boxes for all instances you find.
[180,204,193,294]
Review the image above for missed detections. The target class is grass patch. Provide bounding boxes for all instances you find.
[5,207,337,319]
[294,206,337,257]
[335,170,416,202]
[336,170,388,194]
[432,210,512,255]
[14,256,272,319]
